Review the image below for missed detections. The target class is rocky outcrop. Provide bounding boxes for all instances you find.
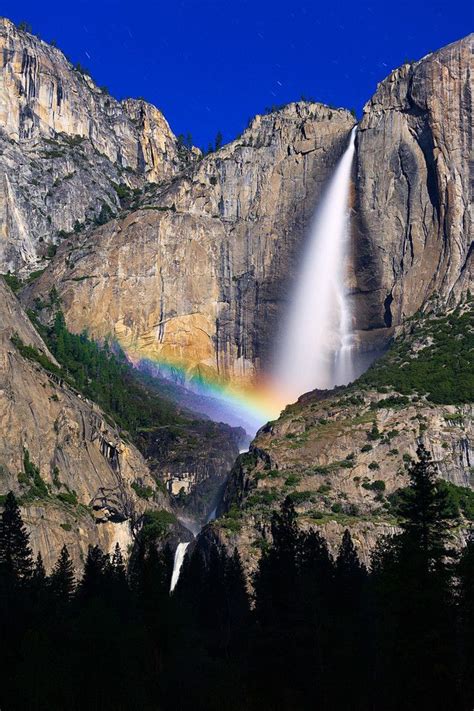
[140,419,243,527]
[24,35,472,397]
[213,299,473,569]
[0,17,186,273]
[25,102,355,389]
[0,278,172,569]
[351,34,473,353]
[214,385,473,569]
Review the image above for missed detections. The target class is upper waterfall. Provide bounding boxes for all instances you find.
[273,126,357,403]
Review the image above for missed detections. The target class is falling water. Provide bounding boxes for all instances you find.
[274,126,357,403]
[170,541,190,592]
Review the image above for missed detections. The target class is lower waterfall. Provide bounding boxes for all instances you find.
[170,541,190,592]
[274,126,357,403]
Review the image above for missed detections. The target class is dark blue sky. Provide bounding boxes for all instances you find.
[2,0,470,149]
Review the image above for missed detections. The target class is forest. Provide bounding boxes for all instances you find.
[0,446,473,711]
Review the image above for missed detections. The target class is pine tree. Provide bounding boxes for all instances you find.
[335,528,365,583]
[0,491,33,585]
[50,545,75,602]
[78,545,108,600]
[31,552,47,595]
[214,130,223,151]
[370,445,459,710]
[398,444,454,567]
[254,496,301,628]
[457,532,474,708]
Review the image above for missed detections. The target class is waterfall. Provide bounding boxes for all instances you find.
[274,126,357,403]
[170,541,190,592]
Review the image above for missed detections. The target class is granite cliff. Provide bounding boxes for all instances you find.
[25,101,355,389]
[0,17,189,275]
[0,278,166,569]
[23,34,472,396]
[0,22,472,566]
[352,34,472,354]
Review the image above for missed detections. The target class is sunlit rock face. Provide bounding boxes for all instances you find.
[351,34,472,353]
[21,31,473,413]
[0,17,185,274]
[26,102,355,398]
[0,279,171,570]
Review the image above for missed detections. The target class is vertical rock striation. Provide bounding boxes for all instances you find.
[352,34,473,352]
[0,278,171,569]
[0,17,185,273]
[25,102,355,387]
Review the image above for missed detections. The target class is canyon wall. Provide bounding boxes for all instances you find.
[352,34,472,352]
[26,103,355,387]
[0,278,174,569]
[0,17,186,274]
[24,34,472,392]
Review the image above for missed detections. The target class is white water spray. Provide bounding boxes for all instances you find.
[170,541,190,592]
[274,127,357,402]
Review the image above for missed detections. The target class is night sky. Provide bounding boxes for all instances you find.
[2,0,470,149]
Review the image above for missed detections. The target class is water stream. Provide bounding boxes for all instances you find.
[170,541,190,592]
[274,126,357,402]
[170,127,358,588]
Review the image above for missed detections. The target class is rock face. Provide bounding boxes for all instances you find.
[0,278,171,570]
[139,418,242,527]
[24,34,472,398]
[214,385,473,570]
[0,18,186,274]
[26,102,355,390]
[212,300,473,569]
[0,23,472,569]
[352,34,473,353]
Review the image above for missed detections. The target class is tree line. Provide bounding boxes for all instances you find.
[0,445,472,710]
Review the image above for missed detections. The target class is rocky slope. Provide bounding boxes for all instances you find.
[212,302,473,569]
[24,100,355,390]
[0,17,189,274]
[24,34,472,397]
[0,278,179,569]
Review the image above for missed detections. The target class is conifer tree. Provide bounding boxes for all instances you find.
[0,491,33,585]
[78,545,108,600]
[457,532,474,708]
[31,551,47,598]
[254,496,301,628]
[50,545,75,602]
[398,444,454,567]
[335,529,366,583]
[370,445,459,710]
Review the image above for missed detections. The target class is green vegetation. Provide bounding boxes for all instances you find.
[287,490,313,505]
[370,395,409,410]
[56,490,78,506]
[363,479,386,493]
[389,478,474,521]
[131,481,154,500]
[246,489,280,509]
[18,449,49,500]
[22,309,189,439]
[141,509,177,540]
[359,303,474,404]
[219,504,242,533]
[2,269,46,293]
[10,333,61,377]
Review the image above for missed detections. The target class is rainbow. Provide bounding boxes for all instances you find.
[124,347,286,436]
